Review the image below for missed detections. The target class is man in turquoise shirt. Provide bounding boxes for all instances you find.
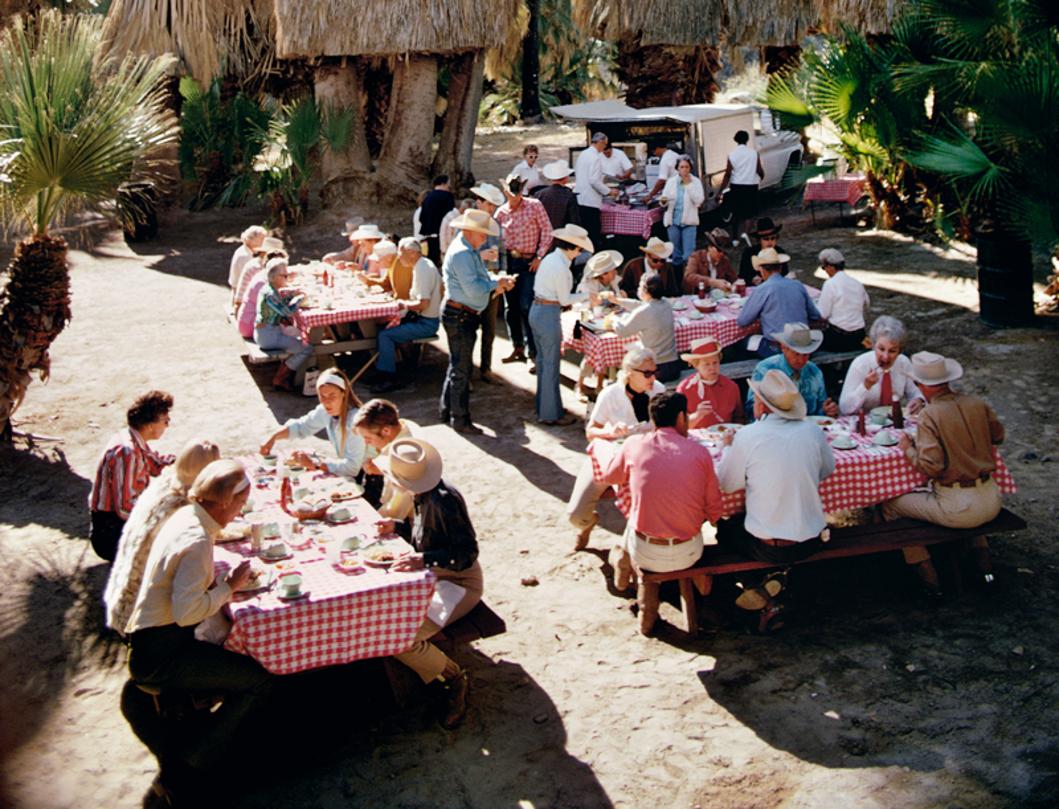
[745,323,839,417]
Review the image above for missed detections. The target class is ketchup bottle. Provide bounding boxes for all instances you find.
[698,281,706,300]
[857,410,867,436]
[891,396,904,429]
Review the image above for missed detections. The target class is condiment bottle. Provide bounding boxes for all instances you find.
[857,409,867,435]
[891,396,904,429]
[322,268,329,287]
[698,280,706,300]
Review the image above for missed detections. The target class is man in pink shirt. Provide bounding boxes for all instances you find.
[602,390,724,629]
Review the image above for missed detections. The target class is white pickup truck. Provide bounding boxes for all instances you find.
[551,100,803,211]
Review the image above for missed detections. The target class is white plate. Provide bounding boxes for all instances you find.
[832,441,859,450]
[705,422,743,433]
[873,433,899,447]
[276,590,310,601]
[260,551,293,562]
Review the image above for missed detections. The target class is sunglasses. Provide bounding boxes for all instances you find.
[635,368,657,377]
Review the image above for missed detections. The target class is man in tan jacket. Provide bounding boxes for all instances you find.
[883,351,1005,594]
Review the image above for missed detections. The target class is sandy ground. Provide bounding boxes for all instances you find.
[2,123,1059,809]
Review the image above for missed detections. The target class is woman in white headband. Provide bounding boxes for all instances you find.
[259,368,367,478]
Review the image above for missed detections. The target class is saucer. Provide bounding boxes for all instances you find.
[276,590,310,601]
[260,551,293,562]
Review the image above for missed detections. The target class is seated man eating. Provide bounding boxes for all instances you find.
[746,322,839,418]
[676,338,742,428]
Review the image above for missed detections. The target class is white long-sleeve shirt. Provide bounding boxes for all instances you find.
[574,147,610,209]
[228,244,254,289]
[662,175,705,227]
[818,270,870,331]
[717,414,835,541]
[533,249,586,306]
[614,299,678,364]
[838,351,923,415]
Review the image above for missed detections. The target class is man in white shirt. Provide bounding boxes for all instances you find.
[817,248,871,351]
[717,370,836,630]
[599,144,634,181]
[647,142,681,200]
[574,132,618,255]
[439,198,475,255]
[719,130,765,238]
[372,238,443,393]
[512,144,543,192]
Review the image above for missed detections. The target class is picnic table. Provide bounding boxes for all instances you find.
[802,175,868,225]
[213,459,434,675]
[587,416,1016,519]
[289,263,401,355]
[600,201,664,240]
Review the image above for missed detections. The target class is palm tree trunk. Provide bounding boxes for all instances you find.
[520,0,542,122]
[315,59,372,208]
[375,54,438,202]
[433,49,485,189]
[0,235,71,441]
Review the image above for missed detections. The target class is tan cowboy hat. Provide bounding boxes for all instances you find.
[372,239,398,258]
[639,237,674,261]
[375,438,443,495]
[341,217,365,236]
[552,224,594,253]
[259,236,286,254]
[680,337,722,363]
[751,246,792,270]
[704,227,732,250]
[542,160,574,181]
[585,249,623,278]
[908,351,963,385]
[750,369,807,420]
[470,183,505,208]
[771,322,823,354]
[450,208,500,237]
[350,224,384,241]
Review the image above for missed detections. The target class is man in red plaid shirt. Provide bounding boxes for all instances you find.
[495,174,553,367]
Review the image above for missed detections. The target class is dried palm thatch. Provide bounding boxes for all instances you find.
[573,0,901,48]
[271,0,521,59]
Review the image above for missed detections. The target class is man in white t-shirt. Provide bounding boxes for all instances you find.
[600,144,634,181]
[372,237,443,393]
[720,130,765,238]
[574,132,618,256]
[817,248,871,351]
[647,142,681,200]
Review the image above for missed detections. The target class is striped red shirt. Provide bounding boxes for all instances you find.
[89,428,173,519]
[495,196,553,258]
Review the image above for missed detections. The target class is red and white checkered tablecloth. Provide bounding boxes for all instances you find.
[588,418,1016,519]
[600,203,664,239]
[299,300,400,333]
[803,176,867,207]
[214,460,434,675]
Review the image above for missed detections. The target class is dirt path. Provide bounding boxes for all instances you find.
[2,124,1058,809]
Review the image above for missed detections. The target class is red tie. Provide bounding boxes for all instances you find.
[880,369,893,407]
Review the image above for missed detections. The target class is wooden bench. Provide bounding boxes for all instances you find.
[638,508,1027,636]
[244,342,290,365]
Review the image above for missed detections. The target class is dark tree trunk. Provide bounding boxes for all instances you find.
[520,0,542,122]
[434,49,485,190]
[615,33,719,108]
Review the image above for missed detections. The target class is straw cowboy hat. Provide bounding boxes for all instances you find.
[751,246,792,270]
[751,217,783,238]
[340,217,364,235]
[375,438,443,494]
[750,369,807,420]
[908,351,963,386]
[259,236,286,254]
[450,208,500,236]
[771,322,823,354]
[372,239,398,258]
[542,160,574,181]
[470,183,505,208]
[680,337,722,363]
[639,237,674,261]
[552,224,594,253]
[585,249,623,278]
[349,224,385,241]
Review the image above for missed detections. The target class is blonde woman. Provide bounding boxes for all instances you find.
[104,439,221,636]
[259,368,367,478]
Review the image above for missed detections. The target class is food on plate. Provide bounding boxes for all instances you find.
[217,523,251,542]
[329,482,364,501]
[291,498,329,517]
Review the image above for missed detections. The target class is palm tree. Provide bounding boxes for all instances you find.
[0,11,179,441]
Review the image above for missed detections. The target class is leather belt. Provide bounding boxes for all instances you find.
[507,249,533,260]
[759,528,831,546]
[534,298,561,306]
[444,300,478,314]
[635,531,694,547]
[941,473,991,490]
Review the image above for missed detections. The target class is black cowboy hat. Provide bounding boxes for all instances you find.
[751,217,783,238]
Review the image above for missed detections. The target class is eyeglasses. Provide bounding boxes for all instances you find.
[634,368,657,378]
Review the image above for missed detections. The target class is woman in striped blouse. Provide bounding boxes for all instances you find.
[254,257,314,391]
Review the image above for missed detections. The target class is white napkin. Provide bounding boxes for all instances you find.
[427,580,467,628]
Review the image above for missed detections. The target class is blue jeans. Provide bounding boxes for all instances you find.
[254,324,313,370]
[504,256,536,357]
[376,316,440,374]
[667,224,697,269]
[528,302,563,421]
[440,307,480,425]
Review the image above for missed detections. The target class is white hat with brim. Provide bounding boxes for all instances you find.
[341,217,364,235]
[350,224,384,241]
[552,224,594,253]
[680,337,722,363]
[542,160,574,181]
[751,247,791,270]
[470,184,506,208]
[259,236,286,254]
[586,249,623,278]
[771,322,823,354]
[372,239,398,259]
[908,351,963,386]
[640,237,674,261]
[750,369,807,420]
[375,438,443,495]
[450,208,500,237]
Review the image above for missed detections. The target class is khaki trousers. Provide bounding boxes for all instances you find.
[567,458,610,530]
[883,478,1001,564]
[395,561,484,683]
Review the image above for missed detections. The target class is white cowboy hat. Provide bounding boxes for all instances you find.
[771,322,823,355]
[750,369,807,420]
[680,337,722,363]
[542,160,574,181]
[259,236,286,254]
[501,172,528,192]
[470,183,505,208]
[450,208,500,237]
[751,247,792,270]
[908,351,963,385]
[372,239,398,259]
[585,249,623,278]
[350,224,385,241]
[340,217,364,235]
[552,224,594,253]
[639,237,674,261]
[375,438,443,495]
